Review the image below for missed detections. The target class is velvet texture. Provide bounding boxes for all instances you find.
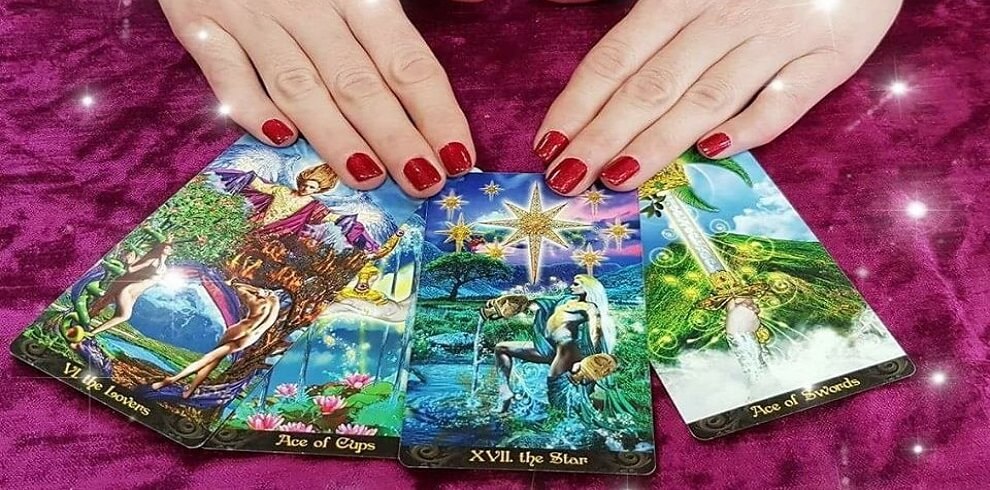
[1,1,988,488]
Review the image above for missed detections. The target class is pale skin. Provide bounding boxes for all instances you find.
[87,244,174,337]
[151,283,280,398]
[162,0,901,197]
[726,297,761,335]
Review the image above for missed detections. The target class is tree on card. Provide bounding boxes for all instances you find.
[425,252,512,300]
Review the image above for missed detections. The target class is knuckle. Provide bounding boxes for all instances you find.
[583,39,635,82]
[619,67,679,111]
[390,47,443,87]
[333,66,387,102]
[685,77,735,112]
[272,67,322,101]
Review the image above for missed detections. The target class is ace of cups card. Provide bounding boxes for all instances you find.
[638,150,915,440]
[9,137,421,448]
[399,173,656,475]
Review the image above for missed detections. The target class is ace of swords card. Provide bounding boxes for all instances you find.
[399,173,656,475]
[638,150,915,440]
[9,136,421,447]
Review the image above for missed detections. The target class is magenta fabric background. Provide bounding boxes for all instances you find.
[1,0,988,488]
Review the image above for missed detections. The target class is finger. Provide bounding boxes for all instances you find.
[217,11,390,191]
[343,1,475,176]
[695,51,853,159]
[545,23,747,195]
[597,43,797,193]
[278,3,445,197]
[168,18,297,147]
[533,0,700,163]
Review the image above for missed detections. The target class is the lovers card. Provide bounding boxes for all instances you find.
[203,211,425,457]
[638,150,915,440]
[399,174,656,475]
[10,137,420,448]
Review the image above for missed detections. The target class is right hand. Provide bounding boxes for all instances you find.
[160,0,476,198]
[725,297,761,335]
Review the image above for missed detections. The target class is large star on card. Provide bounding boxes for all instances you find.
[481,184,588,283]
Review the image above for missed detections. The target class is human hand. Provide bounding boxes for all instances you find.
[725,297,761,335]
[536,0,902,195]
[160,0,475,198]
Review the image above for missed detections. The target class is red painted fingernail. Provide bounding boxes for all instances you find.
[546,158,588,195]
[403,158,442,191]
[439,142,473,175]
[697,132,731,158]
[534,130,569,164]
[600,156,640,187]
[262,119,294,145]
[345,153,383,182]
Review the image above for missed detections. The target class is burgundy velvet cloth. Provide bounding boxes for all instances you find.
[1,0,988,488]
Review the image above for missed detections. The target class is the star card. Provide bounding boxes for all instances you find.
[399,173,656,475]
[9,136,420,447]
[202,212,425,458]
[639,150,915,440]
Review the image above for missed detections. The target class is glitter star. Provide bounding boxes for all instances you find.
[437,190,468,220]
[483,240,512,261]
[601,217,632,249]
[582,186,609,216]
[481,184,588,283]
[437,213,475,252]
[572,243,607,276]
[481,180,503,201]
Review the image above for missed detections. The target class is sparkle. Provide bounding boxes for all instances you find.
[80,95,95,107]
[437,190,468,220]
[581,186,609,216]
[601,217,632,249]
[437,213,475,253]
[572,243,607,276]
[483,240,512,261]
[912,443,924,455]
[854,266,869,279]
[813,0,840,12]
[889,81,910,96]
[931,371,947,385]
[158,269,186,293]
[481,184,588,283]
[481,180,503,201]
[196,29,209,41]
[218,104,232,116]
[769,79,785,91]
[906,200,928,219]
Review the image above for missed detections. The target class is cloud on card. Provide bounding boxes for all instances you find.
[731,181,815,242]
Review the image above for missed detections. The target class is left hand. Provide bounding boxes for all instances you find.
[536,0,903,195]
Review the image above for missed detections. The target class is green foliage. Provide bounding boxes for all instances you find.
[645,233,866,364]
[424,253,512,300]
[351,398,403,437]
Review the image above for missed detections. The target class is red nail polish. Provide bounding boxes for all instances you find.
[262,119,294,145]
[534,130,569,164]
[403,158,442,191]
[698,133,731,158]
[439,142,473,175]
[600,156,640,187]
[345,153,383,182]
[546,158,588,195]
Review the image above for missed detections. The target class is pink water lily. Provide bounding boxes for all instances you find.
[246,413,284,431]
[342,373,375,390]
[274,383,299,398]
[335,423,378,436]
[279,422,315,433]
[313,395,346,415]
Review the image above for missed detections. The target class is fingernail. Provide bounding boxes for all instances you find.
[439,142,473,175]
[534,130,569,164]
[403,158,443,191]
[546,158,588,195]
[600,156,640,187]
[698,132,731,158]
[345,153,383,182]
[262,119,294,145]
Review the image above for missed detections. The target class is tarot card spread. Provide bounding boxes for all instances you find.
[203,211,425,458]
[639,150,915,440]
[399,174,656,475]
[10,136,421,448]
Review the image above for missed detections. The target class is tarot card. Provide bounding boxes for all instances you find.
[9,136,421,448]
[399,173,656,475]
[202,211,425,458]
[639,150,915,440]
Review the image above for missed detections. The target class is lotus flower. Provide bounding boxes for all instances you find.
[342,373,375,390]
[313,395,346,415]
[246,413,284,431]
[279,422,315,433]
[335,424,378,436]
[274,383,299,398]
